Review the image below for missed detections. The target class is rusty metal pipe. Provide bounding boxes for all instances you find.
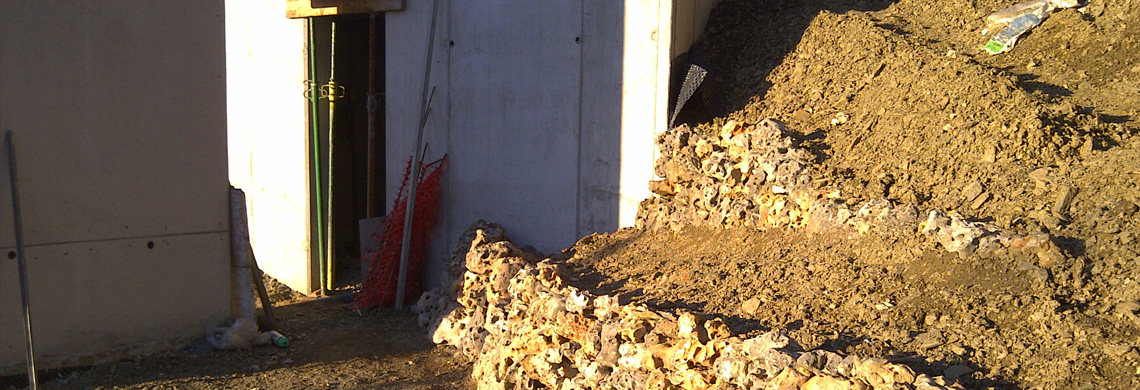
[366,13,379,219]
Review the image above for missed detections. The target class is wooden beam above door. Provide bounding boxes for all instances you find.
[286,0,404,19]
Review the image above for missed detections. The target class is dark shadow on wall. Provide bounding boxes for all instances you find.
[331,14,385,289]
[670,0,899,127]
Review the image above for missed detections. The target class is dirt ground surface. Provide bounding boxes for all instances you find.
[6,0,1139,389]
[2,282,471,390]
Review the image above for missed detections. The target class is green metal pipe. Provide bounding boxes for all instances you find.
[307,19,328,296]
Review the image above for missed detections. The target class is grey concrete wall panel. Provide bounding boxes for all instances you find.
[0,0,230,370]
[0,234,231,370]
[0,1,229,247]
[387,1,668,289]
[578,0,625,237]
[446,0,585,254]
[386,0,454,289]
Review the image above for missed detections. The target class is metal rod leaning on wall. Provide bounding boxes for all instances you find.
[5,130,38,390]
[366,13,379,219]
[326,20,339,293]
[395,0,441,310]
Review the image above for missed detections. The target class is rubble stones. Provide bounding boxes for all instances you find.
[1051,185,1078,216]
[650,180,678,196]
[969,192,990,210]
[416,224,963,390]
[942,365,973,381]
[1111,199,1138,217]
[913,330,944,350]
[638,117,1069,264]
[639,119,814,231]
[741,298,762,315]
[961,181,983,204]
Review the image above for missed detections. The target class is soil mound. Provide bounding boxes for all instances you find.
[689,0,1137,231]
[567,0,1140,389]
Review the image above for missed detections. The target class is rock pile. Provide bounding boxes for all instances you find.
[415,223,963,390]
[640,119,814,230]
[637,119,1065,265]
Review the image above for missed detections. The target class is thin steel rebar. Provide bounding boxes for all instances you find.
[5,130,38,390]
[396,0,440,310]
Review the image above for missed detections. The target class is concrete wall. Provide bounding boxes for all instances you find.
[386,0,671,288]
[672,0,721,57]
[226,0,316,293]
[220,0,716,295]
[0,0,230,372]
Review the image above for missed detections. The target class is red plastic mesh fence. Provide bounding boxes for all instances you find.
[353,155,447,310]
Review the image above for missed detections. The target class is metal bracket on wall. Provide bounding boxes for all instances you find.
[303,80,347,102]
[366,92,385,113]
[302,76,347,294]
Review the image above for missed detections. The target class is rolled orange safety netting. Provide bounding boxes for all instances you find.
[354,156,447,310]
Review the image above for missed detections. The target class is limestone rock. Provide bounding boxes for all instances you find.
[415,223,964,390]
[742,297,763,315]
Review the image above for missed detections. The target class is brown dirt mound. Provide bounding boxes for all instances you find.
[563,0,1140,389]
[690,0,1137,232]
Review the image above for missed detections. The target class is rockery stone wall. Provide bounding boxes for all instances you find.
[414,223,962,390]
[637,119,1065,267]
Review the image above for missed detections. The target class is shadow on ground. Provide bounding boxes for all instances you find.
[2,301,470,390]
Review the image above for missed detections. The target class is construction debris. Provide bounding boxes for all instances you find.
[415,224,963,390]
[206,318,273,351]
[982,0,1083,54]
